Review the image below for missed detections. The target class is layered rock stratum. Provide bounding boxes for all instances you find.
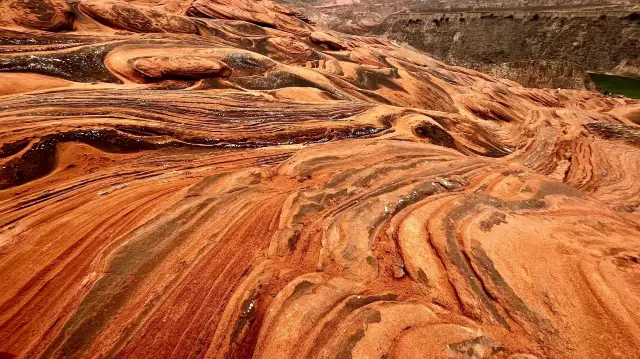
[372,9,640,90]
[0,1,640,358]
[274,0,634,35]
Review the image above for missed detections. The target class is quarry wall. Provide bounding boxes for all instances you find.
[373,10,640,89]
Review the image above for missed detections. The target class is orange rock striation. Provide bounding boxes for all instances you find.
[0,0,640,358]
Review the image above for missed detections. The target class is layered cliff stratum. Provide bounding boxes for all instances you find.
[372,8,640,90]
[1,1,640,359]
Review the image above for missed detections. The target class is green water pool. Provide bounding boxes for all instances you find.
[589,73,640,99]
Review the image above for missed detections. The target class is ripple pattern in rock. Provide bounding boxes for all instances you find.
[0,1,640,358]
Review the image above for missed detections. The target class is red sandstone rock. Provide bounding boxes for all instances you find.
[0,1,639,359]
[133,56,233,78]
[80,0,198,33]
[2,0,74,31]
[308,30,350,50]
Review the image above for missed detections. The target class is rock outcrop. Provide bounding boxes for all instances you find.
[1,1,640,359]
[474,60,597,90]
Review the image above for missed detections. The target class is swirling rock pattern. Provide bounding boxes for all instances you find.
[0,1,639,358]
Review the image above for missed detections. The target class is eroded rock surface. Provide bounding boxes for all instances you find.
[0,1,639,359]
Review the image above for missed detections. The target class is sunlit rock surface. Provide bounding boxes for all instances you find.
[1,1,640,358]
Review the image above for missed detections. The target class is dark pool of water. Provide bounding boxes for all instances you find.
[589,73,640,99]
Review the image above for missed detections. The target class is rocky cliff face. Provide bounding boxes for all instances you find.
[1,1,640,359]
[373,10,640,89]
[475,60,596,90]
[273,0,633,35]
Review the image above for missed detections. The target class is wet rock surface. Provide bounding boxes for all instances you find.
[0,1,640,359]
